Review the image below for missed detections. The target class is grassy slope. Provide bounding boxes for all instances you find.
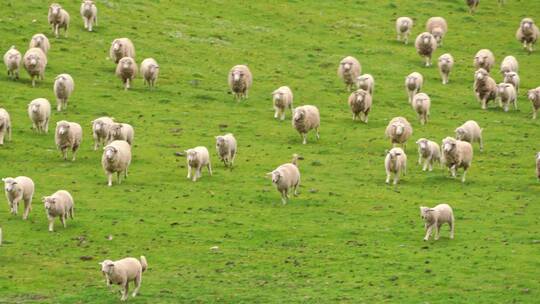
[0,0,539,303]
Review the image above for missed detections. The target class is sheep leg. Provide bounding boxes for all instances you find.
[479,137,484,152]
[117,172,122,184]
[533,107,538,120]
[301,133,307,145]
[481,97,487,110]
[62,148,68,160]
[0,133,3,145]
[187,166,191,179]
[55,24,59,38]
[60,214,67,228]
[435,223,441,240]
[423,225,433,241]
[315,128,320,140]
[397,34,401,42]
[393,174,399,185]
[428,157,434,172]
[84,18,88,29]
[207,162,213,176]
[107,173,113,187]
[449,221,455,239]
[281,190,287,205]
[48,216,55,232]
[422,157,428,171]
[132,273,142,297]
[32,76,36,88]
[451,165,457,178]
[125,79,130,91]
[88,20,93,32]
[72,145,79,161]
[45,118,49,133]
[23,199,31,220]
[461,168,468,183]
[121,281,129,301]
[385,172,391,184]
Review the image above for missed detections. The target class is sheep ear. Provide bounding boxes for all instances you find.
[266,172,273,176]
[428,208,435,212]
[1,178,4,182]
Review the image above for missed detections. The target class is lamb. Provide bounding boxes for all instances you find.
[92,117,114,150]
[215,133,237,168]
[415,32,437,67]
[415,138,441,171]
[272,86,293,121]
[527,87,540,119]
[426,17,448,46]
[384,148,407,185]
[412,93,431,125]
[473,49,495,72]
[80,0,98,32]
[55,120,83,161]
[140,58,159,89]
[42,190,74,232]
[53,73,74,111]
[441,137,473,182]
[29,34,50,55]
[455,120,483,152]
[0,108,12,145]
[466,0,479,13]
[348,89,372,123]
[27,98,51,133]
[99,256,147,301]
[496,83,517,112]
[420,204,454,241]
[516,18,539,53]
[337,56,361,91]
[23,48,47,87]
[292,105,320,144]
[500,55,518,75]
[537,152,540,181]
[185,146,212,182]
[2,176,34,220]
[503,71,520,94]
[355,74,375,96]
[116,57,137,91]
[267,154,302,204]
[109,38,135,64]
[396,17,414,44]
[107,123,134,145]
[474,68,497,110]
[405,72,423,103]
[48,3,70,38]
[438,53,454,84]
[102,140,132,187]
[228,65,252,100]
[385,117,413,149]
[3,46,21,80]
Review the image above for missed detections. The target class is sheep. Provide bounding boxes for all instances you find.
[215,133,237,168]
[396,17,414,44]
[0,108,12,145]
[415,32,437,67]
[92,117,114,150]
[140,58,159,89]
[466,0,479,13]
[42,190,74,232]
[438,53,454,84]
[473,49,495,72]
[441,137,473,182]
[2,176,34,220]
[405,72,424,103]
[53,73,74,111]
[348,89,372,123]
[106,123,134,145]
[500,55,518,75]
[267,154,302,204]
[385,148,407,185]
[385,117,413,149]
[355,74,375,96]
[412,93,431,125]
[29,34,50,55]
[27,98,51,133]
[48,3,70,38]
[455,120,483,152]
[55,120,83,161]
[527,87,540,119]
[292,105,320,144]
[185,146,212,182]
[496,83,517,112]
[272,86,293,121]
[420,204,454,241]
[537,152,540,181]
[516,18,539,53]
[474,68,497,110]
[415,138,441,171]
[228,65,252,100]
[99,256,147,301]
[426,17,448,46]
[102,140,132,187]
[110,38,135,64]
[80,0,97,32]
[337,56,361,91]
[3,46,21,80]
[23,48,47,87]
[116,57,137,91]
[503,71,520,94]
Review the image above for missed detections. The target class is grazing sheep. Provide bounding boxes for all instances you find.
[48,3,70,38]
[140,58,159,89]
[385,148,407,185]
[107,123,134,145]
[500,55,519,75]
[385,117,413,149]
[516,18,539,53]
[2,176,34,220]
[215,133,237,168]
[426,17,448,46]
[116,57,137,91]
[27,98,51,133]
[92,117,114,150]
[420,204,454,241]
[348,89,372,123]
[537,152,540,181]
[272,86,293,121]
[355,74,375,96]
[292,105,320,144]
[415,32,437,67]
[42,190,74,232]
[55,120,83,161]
[474,68,497,110]
[110,38,135,64]
[23,48,47,87]
[80,0,97,32]
[3,46,21,80]
[405,72,424,103]
[412,93,431,125]
[473,49,495,72]
[496,83,517,112]
[441,137,473,182]
[466,0,479,13]
[438,53,454,84]
[503,71,520,94]
[415,138,441,172]
[0,108,12,145]
[228,65,252,100]
[267,154,302,204]
[100,256,147,301]
[527,87,540,119]
[29,34,50,55]
[185,146,212,182]
[337,56,361,91]
[455,120,483,152]
[396,17,414,44]
[102,140,132,187]
[53,73,74,111]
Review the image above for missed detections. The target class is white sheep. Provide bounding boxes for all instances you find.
[29,33,50,55]
[516,18,539,53]
[337,56,361,91]
[348,89,372,123]
[107,123,134,145]
[116,57,137,90]
[455,120,483,152]
[80,0,97,32]
[355,74,375,96]
[3,46,21,80]
[228,65,252,100]
[0,108,12,145]
[185,146,212,182]
[215,133,237,168]
[267,154,302,204]
[438,53,454,84]
[110,38,135,64]
[272,86,293,121]
[102,140,132,187]
[48,3,70,38]
[27,98,51,133]
[412,92,431,125]
[385,148,407,185]
[474,68,497,110]
[385,117,413,149]
[441,137,473,182]
[55,120,83,161]
[42,190,74,232]
[503,71,520,94]
[2,176,34,220]
[99,256,147,301]
[53,73,74,111]
[396,17,414,44]
[420,204,454,241]
[500,55,518,75]
[496,83,517,112]
[92,117,114,150]
[405,72,424,103]
[528,87,540,119]
[537,152,540,181]
[23,48,47,87]
[292,105,320,144]
[467,0,479,13]
[140,58,159,89]
[473,49,495,72]
[426,17,448,46]
[415,138,441,171]
[415,32,438,67]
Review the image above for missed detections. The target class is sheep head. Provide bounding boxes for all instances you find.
[419,206,435,221]
[442,137,457,152]
[99,260,115,274]
[267,170,281,184]
[30,103,41,113]
[42,196,57,210]
[56,121,70,135]
[2,178,17,192]
[49,4,62,17]
[474,68,488,81]
[231,69,245,83]
[104,146,118,160]
[392,122,405,136]
[293,108,305,122]
[215,136,226,148]
[416,138,429,151]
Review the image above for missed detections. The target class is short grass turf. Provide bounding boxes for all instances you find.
[1,0,540,303]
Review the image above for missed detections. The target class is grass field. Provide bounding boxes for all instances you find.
[1,0,540,303]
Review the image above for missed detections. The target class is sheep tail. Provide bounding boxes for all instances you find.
[140,256,148,272]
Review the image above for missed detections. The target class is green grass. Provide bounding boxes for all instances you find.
[1,0,540,303]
